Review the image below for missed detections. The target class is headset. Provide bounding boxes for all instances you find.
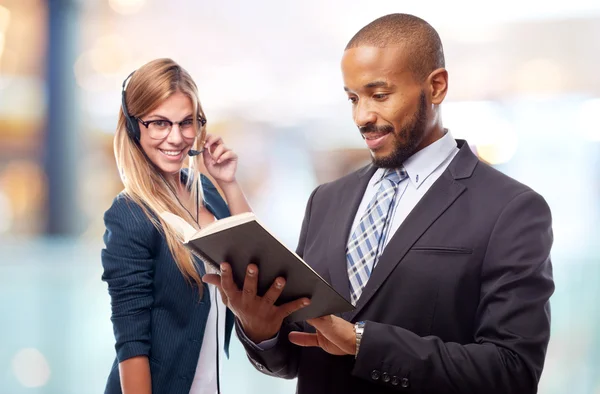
[121,70,205,156]
[121,70,142,142]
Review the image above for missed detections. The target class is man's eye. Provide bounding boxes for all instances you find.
[373,94,388,100]
[348,97,357,104]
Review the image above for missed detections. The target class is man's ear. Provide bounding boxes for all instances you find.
[428,68,448,105]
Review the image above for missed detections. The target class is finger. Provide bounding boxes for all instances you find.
[202,273,222,287]
[262,277,286,305]
[219,263,240,297]
[242,264,259,304]
[278,297,311,321]
[202,148,213,166]
[203,133,219,146]
[307,315,343,337]
[307,315,355,354]
[204,135,223,153]
[306,315,330,329]
[200,133,213,149]
[211,144,227,162]
[216,150,237,164]
[288,332,320,347]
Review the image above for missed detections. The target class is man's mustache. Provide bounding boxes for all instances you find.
[359,124,395,135]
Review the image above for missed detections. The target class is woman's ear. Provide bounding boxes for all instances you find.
[198,125,207,149]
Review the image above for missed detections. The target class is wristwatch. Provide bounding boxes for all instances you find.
[354,321,366,359]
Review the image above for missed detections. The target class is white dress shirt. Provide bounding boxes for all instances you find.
[189,284,227,394]
[349,131,459,271]
[248,131,459,350]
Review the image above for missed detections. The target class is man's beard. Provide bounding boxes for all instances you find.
[360,91,428,169]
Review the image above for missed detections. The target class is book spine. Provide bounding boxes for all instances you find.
[186,243,221,273]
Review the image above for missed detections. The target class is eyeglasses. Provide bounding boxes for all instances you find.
[136,116,207,140]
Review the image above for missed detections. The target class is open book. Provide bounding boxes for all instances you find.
[161,211,354,322]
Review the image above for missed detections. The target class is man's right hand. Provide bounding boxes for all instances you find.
[202,263,311,344]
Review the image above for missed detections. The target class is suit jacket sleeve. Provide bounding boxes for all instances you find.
[236,185,322,378]
[101,196,158,363]
[352,190,554,393]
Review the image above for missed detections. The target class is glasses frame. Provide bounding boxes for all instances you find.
[136,116,207,139]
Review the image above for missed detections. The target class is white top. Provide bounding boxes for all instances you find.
[349,131,460,271]
[189,284,227,394]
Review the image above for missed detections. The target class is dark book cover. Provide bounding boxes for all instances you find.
[177,215,354,322]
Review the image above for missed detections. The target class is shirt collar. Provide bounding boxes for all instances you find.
[374,130,457,189]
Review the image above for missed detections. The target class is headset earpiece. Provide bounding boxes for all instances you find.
[121,70,141,142]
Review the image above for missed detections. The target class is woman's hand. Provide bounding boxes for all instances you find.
[202,134,238,184]
[200,133,252,215]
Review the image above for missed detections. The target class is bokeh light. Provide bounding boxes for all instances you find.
[11,348,51,388]
[578,98,600,141]
[108,0,146,15]
[444,101,519,165]
[0,189,12,233]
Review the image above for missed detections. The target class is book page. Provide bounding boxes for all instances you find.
[195,212,257,238]
[160,211,197,242]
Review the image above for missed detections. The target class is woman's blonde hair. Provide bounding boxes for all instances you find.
[114,58,206,291]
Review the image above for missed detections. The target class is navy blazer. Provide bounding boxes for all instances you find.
[101,174,234,394]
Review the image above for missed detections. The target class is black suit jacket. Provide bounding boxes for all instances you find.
[101,174,234,394]
[237,140,554,394]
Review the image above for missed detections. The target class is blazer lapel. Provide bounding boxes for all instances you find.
[327,164,377,306]
[347,141,477,321]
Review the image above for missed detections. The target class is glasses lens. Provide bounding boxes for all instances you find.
[180,119,199,139]
[148,121,170,139]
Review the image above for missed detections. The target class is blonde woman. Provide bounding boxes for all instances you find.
[101,58,250,394]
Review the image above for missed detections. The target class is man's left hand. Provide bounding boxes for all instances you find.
[288,315,356,356]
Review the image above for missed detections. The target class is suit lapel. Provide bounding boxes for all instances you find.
[347,140,477,321]
[327,164,377,305]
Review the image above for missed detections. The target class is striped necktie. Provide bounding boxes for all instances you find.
[346,168,408,305]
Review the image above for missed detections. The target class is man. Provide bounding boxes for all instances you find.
[204,13,554,394]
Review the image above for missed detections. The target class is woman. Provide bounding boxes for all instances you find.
[101,58,251,394]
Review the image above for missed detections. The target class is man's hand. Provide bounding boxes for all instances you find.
[288,315,356,356]
[203,263,310,344]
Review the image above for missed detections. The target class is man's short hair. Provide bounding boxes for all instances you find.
[346,14,445,82]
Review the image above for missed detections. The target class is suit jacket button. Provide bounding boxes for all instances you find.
[382,372,390,383]
[401,377,410,388]
[371,370,381,380]
[391,376,400,386]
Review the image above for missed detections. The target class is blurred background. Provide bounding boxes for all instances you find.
[0,0,599,392]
